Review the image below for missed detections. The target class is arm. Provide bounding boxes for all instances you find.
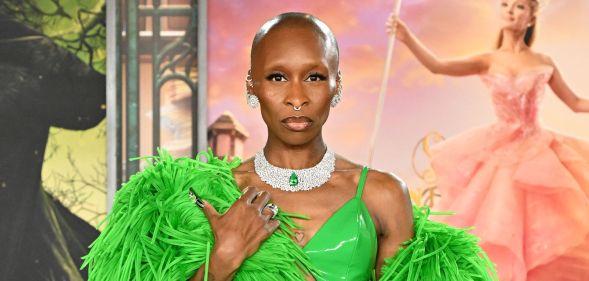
[386,15,490,77]
[548,58,589,113]
[365,171,414,279]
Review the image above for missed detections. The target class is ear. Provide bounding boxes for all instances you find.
[246,69,254,93]
[526,15,536,28]
[336,70,342,93]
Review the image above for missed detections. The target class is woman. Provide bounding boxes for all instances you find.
[387,1,589,280]
[0,11,103,280]
[190,12,418,281]
[84,12,495,281]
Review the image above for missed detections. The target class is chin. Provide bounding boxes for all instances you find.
[500,23,512,29]
[281,135,314,147]
[501,24,526,32]
[275,130,319,147]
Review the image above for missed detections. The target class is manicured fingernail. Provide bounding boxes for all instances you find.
[195,198,205,208]
[188,191,197,202]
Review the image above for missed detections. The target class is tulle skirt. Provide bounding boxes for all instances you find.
[431,122,589,281]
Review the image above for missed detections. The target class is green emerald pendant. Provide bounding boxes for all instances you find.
[289,172,299,187]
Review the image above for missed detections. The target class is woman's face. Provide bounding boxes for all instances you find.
[250,25,338,146]
[499,0,536,31]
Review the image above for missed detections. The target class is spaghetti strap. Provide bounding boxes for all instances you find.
[355,166,369,198]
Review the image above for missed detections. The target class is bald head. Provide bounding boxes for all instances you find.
[250,12,339,70]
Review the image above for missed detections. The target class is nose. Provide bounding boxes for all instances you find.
[508,4,515,14]
[285,80,309,109]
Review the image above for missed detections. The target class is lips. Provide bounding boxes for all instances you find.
[501,15,514,22]
[281,116,313,132]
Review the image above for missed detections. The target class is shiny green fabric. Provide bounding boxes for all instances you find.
[304,167,377,281]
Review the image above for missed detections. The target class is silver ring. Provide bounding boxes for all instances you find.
[264,203,279,219]
[293,106,302,111]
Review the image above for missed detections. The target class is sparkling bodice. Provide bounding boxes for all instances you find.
[481,67,554,135]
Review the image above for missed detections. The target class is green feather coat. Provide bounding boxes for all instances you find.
[82,150,497,281]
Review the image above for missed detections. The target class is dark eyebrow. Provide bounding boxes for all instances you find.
[263,60,328,72]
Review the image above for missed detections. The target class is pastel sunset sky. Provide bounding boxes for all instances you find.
[208,0,589,188]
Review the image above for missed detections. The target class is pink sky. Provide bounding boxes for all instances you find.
[208,0,589,187]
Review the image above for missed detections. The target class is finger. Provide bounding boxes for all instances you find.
[200,199,220,223]
[260,206,274,221]
[241,186,260,204]
[252,191,271,212]
[237,186,250,200]
[264,219,280,234]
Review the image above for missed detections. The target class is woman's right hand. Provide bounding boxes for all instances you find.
[386,13,410,44]
[198,186,279,278]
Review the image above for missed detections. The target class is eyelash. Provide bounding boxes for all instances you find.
[501,2,526,9]
[265,72,327,82]
[266,73,286,82]
[307,73,327,81]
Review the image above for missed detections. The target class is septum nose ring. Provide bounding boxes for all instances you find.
[293,106,302,111]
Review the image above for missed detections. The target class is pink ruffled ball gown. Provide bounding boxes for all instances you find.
[431,67,589,281]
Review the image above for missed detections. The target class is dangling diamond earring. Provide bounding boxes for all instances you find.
[331,71,343,108]
[245,70,259,108]
[247,93,260,108]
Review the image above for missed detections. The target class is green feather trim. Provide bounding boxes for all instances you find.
[81,149,316,281]
[82,149,497,281]
[379,206,498,281]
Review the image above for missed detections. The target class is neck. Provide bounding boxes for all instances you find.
[263,133,327,170]
[499,28,529,52]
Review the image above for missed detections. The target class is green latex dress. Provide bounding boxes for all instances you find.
[304,167,377,280]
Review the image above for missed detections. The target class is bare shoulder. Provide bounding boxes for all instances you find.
[472,51,496,72]
[364,168,410,202]
[466,51,493,67]
[473,51,494,61]
[332,156,410,214]
[363,168,414,237]
[530,51,555,66]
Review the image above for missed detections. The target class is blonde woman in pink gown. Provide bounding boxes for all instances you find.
[387,1,589,280]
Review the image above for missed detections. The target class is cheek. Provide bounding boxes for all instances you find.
[514,10,532,22]
[257,83,284,100]
[256,87,282,120]
[307,85,333,105]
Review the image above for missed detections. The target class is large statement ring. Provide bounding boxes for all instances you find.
[264,203,279,219]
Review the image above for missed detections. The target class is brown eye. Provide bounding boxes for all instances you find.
[305,73,327,82]
[266,73,287,82]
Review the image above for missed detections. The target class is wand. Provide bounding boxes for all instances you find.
[368,0,404,166]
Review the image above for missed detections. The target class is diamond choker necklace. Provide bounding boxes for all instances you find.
[254,149,336,192]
